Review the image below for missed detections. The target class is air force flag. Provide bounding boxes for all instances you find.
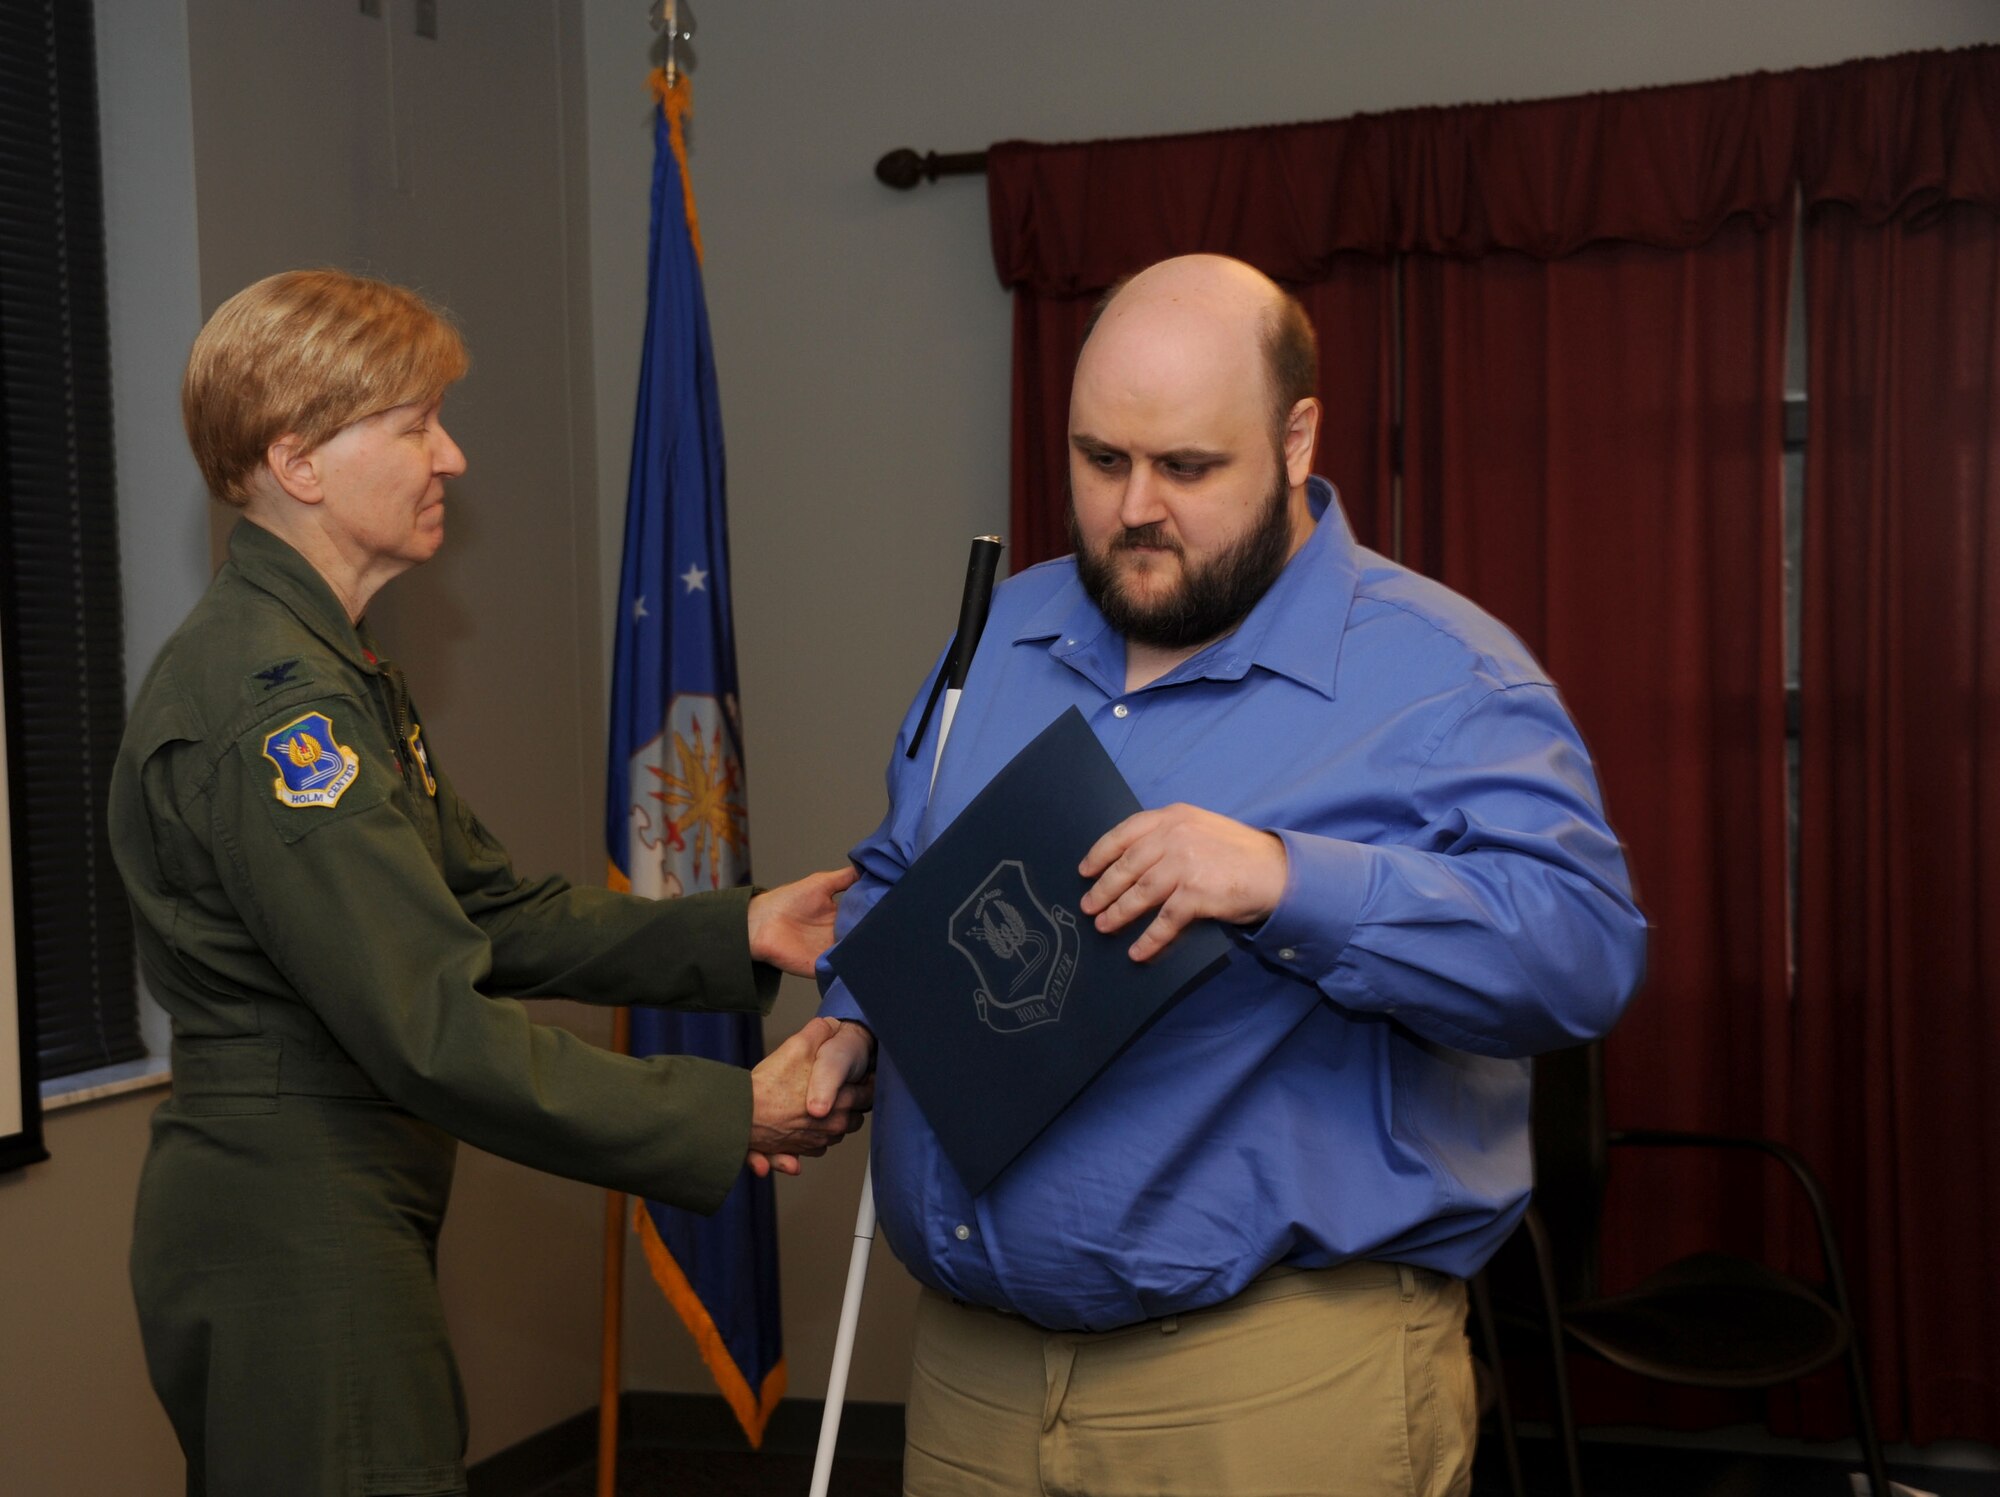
[603,69,783,1449]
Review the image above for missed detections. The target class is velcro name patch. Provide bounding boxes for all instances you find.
[407,723,437,797]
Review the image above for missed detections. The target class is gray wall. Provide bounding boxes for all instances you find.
[4,2,1998,1492]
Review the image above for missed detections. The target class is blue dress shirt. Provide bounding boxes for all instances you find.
[820,479,1645,1331]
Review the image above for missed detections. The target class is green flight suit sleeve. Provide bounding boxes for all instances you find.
[431,762,781,1011]
[207,691,760,1211]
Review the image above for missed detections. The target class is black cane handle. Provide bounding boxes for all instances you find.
[907,535,1006,758]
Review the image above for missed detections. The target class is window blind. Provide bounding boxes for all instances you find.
[0,0,139,1083]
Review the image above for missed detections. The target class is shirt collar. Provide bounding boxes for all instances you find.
[226,520,379,673]
[1015,476,1358,700]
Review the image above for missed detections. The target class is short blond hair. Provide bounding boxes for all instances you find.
[183,269,469,504]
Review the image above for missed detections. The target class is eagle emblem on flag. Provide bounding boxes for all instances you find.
[625,692,748,898]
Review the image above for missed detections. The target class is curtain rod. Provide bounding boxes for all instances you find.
[876,148,989,189]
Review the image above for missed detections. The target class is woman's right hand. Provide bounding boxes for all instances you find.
[745,1016,875,1177]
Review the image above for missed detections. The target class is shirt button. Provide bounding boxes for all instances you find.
[1279,947,1298,961]
[1113,704,1129,719]
[953,1223,971,1241]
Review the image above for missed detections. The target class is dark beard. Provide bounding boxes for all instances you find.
[1070,468,1295,650]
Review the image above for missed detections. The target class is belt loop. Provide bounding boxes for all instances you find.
[1159,1314,1179,1336]
[1397,1264,1417,1302]
[1041,1337,1077,1434]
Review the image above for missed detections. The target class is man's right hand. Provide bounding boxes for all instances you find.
[746,1016,875,1178]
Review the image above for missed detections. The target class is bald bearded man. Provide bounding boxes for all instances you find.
[812,255,1646,1496]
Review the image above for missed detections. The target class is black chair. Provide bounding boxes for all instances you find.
[1481,1041,1892,1497]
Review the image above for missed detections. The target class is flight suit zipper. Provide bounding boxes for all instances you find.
[364,654,413,784]
[358,642,440,867]
[385,665,413,781]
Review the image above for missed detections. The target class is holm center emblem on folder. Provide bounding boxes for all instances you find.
[951,860,1081,1032]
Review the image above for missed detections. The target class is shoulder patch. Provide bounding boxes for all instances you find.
[261,711,362,808]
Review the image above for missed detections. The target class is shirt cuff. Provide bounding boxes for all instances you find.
[817,974,867,1025]
[1246,829,1371,978]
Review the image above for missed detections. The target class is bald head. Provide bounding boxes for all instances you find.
[1078,255,1317,440]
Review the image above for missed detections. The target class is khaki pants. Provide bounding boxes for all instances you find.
[904,1262,1475,1497]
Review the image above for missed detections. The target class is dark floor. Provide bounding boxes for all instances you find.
[500,1389,2000,1497]
[530,1447,898,1497]
[1486,1438,1997,1497]
[527,1439,2000,1497]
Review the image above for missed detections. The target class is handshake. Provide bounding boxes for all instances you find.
[741,866,876,1178]
[745,1014,874,1178]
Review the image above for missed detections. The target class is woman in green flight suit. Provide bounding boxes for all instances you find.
[108,269,871,1497]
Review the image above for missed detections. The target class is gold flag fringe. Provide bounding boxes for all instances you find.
[648,69,705,266]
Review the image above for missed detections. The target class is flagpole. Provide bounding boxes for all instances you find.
[810,536,1003,1497]
[598,1007,633,1497]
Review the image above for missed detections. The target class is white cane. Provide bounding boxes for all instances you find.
[810,536,1004,1496]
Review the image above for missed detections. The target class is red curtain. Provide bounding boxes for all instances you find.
[985,45,2000,1446]
[1788,54,2000,1445]
[987,65,1799,568]
[1401,227,1792,1380]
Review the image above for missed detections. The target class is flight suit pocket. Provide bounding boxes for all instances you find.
[169,1037,280,1116]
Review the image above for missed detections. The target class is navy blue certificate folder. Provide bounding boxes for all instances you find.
[827,707,1233,1195]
